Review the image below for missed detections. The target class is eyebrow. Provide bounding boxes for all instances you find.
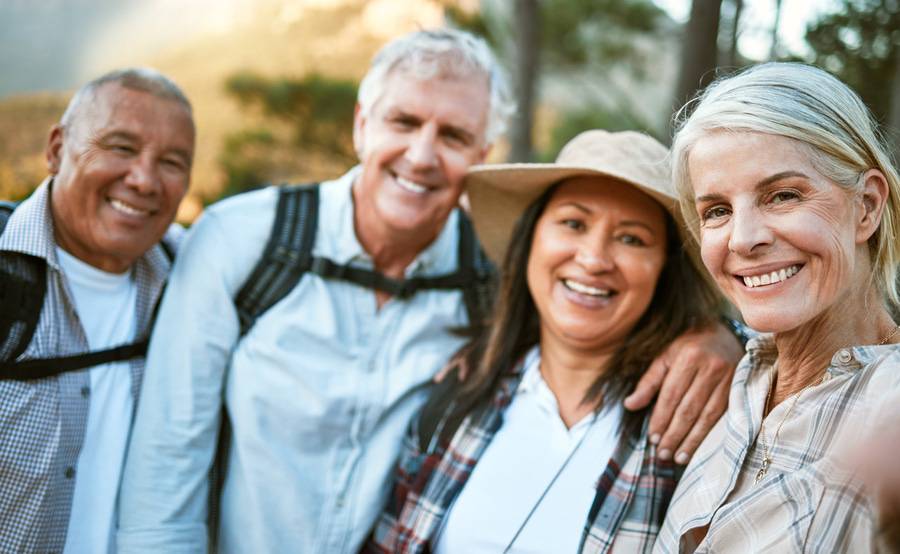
[555,203,659,233]
[695,170,810,203]
[98,130,138,143]
[387,108,477,144]
[98,130,193,164]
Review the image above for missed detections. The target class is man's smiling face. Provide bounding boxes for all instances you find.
[47,82,195,273]
[352,69,490,242]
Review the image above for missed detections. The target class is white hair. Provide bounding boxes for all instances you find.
[357,28,515,144]
[672,62,900,310]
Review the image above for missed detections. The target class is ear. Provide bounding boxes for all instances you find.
[855,168,889,244]
[46,124,65,174]
[352,103,366,160]
[476,143,492,165]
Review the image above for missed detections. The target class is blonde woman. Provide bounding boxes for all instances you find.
[656,62,900,552]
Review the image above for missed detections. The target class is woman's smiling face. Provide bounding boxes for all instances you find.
[688,131,869,333]
[527,177,668,354]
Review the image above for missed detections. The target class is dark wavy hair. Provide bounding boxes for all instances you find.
[419,180,722,447]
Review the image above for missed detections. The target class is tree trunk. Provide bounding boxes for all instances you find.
[509,0,540,162]
[672,0,723,118]
[769,0,783,60]
[728,0,743,67]
[888,53,900,162]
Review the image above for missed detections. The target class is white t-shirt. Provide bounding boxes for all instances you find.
[57,248,136,554]
[435,346,623,554]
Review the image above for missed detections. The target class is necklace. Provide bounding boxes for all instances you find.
[878,323,900,345]
[755,323,899,485]
[502,413,598,553]
[754,365,826,485]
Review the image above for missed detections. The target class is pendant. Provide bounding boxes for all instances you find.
[755,457,770,484]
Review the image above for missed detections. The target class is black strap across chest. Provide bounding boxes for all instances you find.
[233,182,495,337]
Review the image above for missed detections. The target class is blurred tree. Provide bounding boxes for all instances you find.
[447,0,667,161]
[720,0,744,68]
[510,0,540,162]
[220,72,358,197]
[805,0,900,130]
[673,0,723,116]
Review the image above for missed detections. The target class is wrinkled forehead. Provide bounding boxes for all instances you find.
[66,84,195,152]
[69,83,194,133]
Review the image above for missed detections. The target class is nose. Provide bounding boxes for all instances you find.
[575,238,615,273]
[123,154,159,195]
[404,126,438,169]
[728,205,773,255]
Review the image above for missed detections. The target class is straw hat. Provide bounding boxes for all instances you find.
[465,129,680,264]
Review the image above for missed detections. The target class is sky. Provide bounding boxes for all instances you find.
[0,0,844,99]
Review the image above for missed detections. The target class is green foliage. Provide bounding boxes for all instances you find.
[220,72,358,195]
[805,0,900,121]
[540,0,665,70]
[218,128,276,198]
[447,0,664,71]
[543,104,659,161]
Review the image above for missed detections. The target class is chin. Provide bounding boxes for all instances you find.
[739,308,807,335]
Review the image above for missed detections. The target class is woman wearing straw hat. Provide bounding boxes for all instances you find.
[654,62,900,553]
[364,130,722,553]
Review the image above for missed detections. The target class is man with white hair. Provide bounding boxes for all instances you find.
[117,28,741,553]
[0,68,194,553]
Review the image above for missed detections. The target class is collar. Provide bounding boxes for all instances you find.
[319,166,461,276]
[0,177,62,270]
[744,332,900,378]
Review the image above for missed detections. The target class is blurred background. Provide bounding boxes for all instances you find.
[1,0,897,223]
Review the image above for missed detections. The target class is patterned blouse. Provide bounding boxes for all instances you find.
[655,335,900,553]
[364,355,681,554]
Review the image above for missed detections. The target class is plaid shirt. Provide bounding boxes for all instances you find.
[365,357,680,553]
[0,180,177,553]
[655,335,900,553]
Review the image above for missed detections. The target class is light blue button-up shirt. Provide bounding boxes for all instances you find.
[117,169,470,553]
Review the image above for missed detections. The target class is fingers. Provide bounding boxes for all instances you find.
[667,374,730,464]
[433,362,452,383]
[650,356,698,443]
[623,357,668,411]
[655,351,730,460]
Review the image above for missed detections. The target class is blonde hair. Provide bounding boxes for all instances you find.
[671,62,900,311]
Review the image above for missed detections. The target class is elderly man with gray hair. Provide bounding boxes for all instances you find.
[0,68,194,553]
[117,28,742,553]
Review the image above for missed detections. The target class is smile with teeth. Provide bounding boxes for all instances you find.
[563,279,614,297]
[740,264,801,288]
[395,175,430,194]
[109,198,151,217]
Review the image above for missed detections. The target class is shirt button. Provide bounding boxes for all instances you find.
[336,494,346,508]
[837,349,853,363]
[64,466,75,479]
[80,386,90,398]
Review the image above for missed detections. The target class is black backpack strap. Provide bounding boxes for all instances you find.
[209,183,320,549]
[455,211,496,329]
[0,202,46,370]
[306,256,475,298]
[233,183,320,336]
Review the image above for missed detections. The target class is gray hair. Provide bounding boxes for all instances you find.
[672,61,900,310]
[357,28,515,144]
[60,67,193,129]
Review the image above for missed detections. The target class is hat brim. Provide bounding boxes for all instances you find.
[465,163,683,265]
